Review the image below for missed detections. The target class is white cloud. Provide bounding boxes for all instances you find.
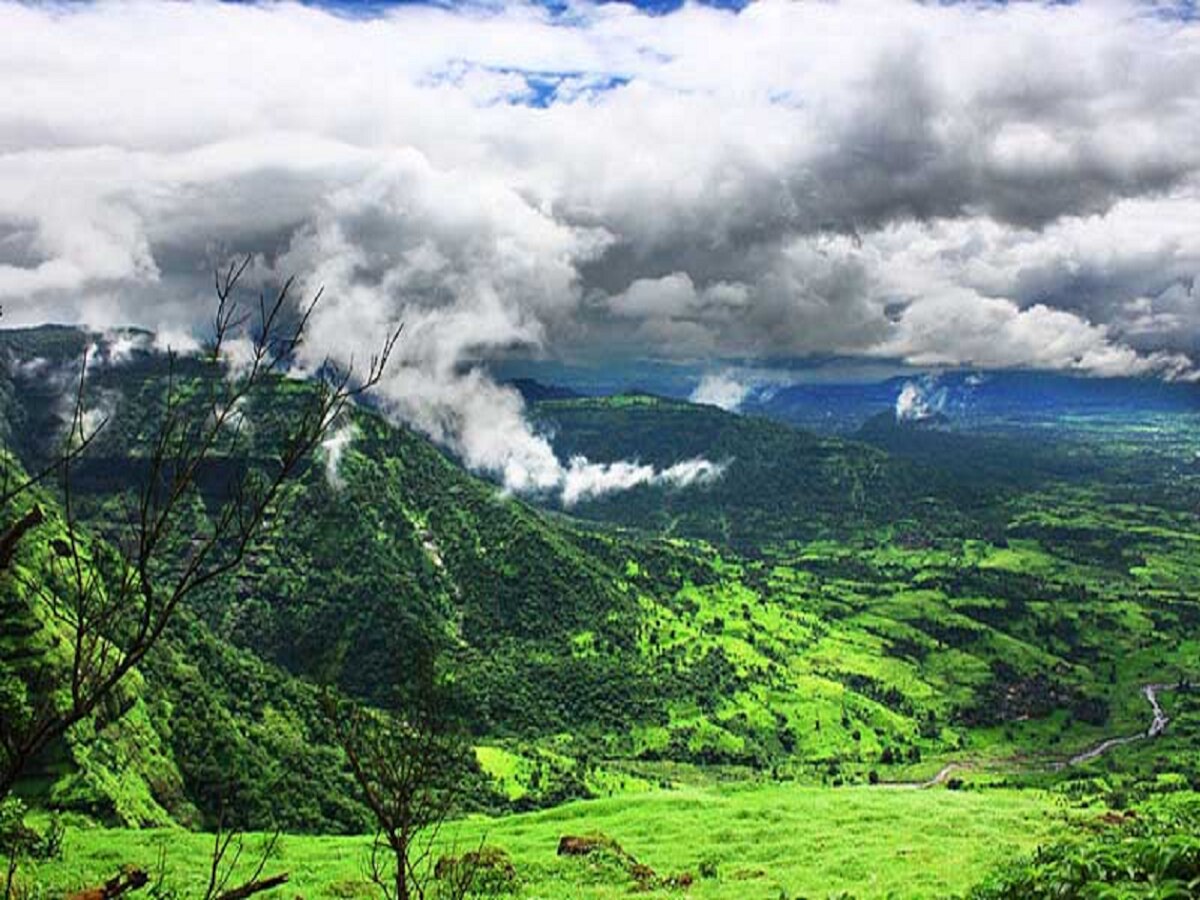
[895,376,947,422]
[610,273,698,319]
[1,0,1197,490]
[658,457,727,489]
[560,454,726,506]
[152,327,202,356]
[94,329,150,365]
[691,372,752,411]
[561,457,659,506]
[321,421,358,491]
[219,336,259,381]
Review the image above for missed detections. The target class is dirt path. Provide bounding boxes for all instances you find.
[916,763,964,788]
[1063,734,1142,766]
[878,762,967,790]
[883,681,1179,788]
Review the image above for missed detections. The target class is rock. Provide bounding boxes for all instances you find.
[556,834,622,857]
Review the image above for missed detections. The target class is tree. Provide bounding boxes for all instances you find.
[0,256,400,801]
[324,664,475,900]
[199,797,288,900]
[1,798,62,900]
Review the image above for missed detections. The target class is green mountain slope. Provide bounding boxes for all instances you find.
[0,454,371,832]
[4,326,1199,838]
[531,394,995,549]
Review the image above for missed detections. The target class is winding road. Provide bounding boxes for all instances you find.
[884,681,1181,788]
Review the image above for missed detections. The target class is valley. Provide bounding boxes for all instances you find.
[2,326,1199,898]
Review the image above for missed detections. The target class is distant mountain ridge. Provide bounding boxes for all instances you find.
[528,393,994,548]
[492,354,1200,434]
[503,377,583,404]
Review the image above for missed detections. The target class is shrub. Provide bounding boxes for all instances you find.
[968,802,1200,899]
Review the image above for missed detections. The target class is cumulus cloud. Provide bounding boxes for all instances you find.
[1,0,1198,489]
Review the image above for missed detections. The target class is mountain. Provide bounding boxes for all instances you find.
[529,393,996,549]
[0,455,370,832]
[746,369,1200,433]
[4,326,1200,851]
[503,377,583,404]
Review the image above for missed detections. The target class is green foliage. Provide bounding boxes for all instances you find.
[4,326,1200,899]
[970,800,1200,899]
[532,395,982,549]
[1,798,63,898]
[0,799,62,862]
[6,337,1200,816]
[435,845,518,897]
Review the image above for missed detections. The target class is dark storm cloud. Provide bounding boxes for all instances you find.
[1,0,1198,490]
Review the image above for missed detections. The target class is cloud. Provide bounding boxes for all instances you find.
[561,454,726,506]
[218,336,260,382]
[1,0,1198,488]
[6,354,49,380]
[895,375,947,422]
[321,421,357,491]
[152,328,202,355]
[691,371,753,411]
[658,457,727,489]
[76,389,118,446]
[85,329,151,369]
[879,289,1196,380]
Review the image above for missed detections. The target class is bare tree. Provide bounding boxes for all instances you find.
[0,256,400,800]
[199,798,288,900]
[324,672,474,900]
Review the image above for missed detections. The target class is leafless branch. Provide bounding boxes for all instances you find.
[0,260,400,800]
[324,671,468,900]
[201,798,285,900]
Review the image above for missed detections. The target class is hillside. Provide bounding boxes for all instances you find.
[3,327,1200,890]
[530,393,996,548]
[0,453,384,832]
[7,3,1200,895]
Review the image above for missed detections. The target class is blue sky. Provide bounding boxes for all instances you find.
[270,0,752,13]
[239,0,1198,19]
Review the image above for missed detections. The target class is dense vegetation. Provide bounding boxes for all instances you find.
[2,325,1199,898]
[533,394,993,548]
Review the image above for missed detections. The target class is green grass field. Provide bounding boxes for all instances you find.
[32,783,1070,899]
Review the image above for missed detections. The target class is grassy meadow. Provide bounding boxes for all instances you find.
[31,783,1070,899]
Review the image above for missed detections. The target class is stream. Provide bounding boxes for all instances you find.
[1064,683,1173,767]
[884,681,1179,788]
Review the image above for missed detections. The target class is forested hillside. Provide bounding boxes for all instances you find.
[4,327,1200,898]
[530,394,992,549]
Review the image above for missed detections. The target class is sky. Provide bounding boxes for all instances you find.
[1,0,1199,494]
